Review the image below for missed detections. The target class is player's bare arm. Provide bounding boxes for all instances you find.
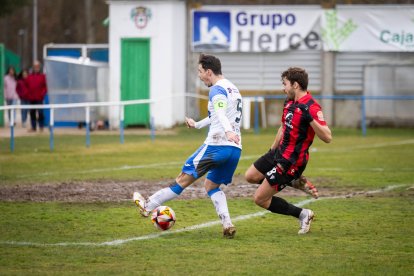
[186,116,211,129]
[185,117,196,128]
[298,103,332,143]
[270,125,283,150]
[225,131,240,145]
[310,120,332,143]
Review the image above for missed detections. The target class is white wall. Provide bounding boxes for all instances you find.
[109,1,186,128]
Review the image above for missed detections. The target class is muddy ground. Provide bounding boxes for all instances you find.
[0,175,382,203]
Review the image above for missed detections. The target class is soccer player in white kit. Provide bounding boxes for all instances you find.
[133,54,243,238]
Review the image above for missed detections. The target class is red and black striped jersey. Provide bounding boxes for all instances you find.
[279,92,326,167]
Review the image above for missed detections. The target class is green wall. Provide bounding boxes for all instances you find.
[0,44,21,127]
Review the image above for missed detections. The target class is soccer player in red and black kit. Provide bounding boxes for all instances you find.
[245,67,332,234]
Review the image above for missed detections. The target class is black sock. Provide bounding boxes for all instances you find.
[267,196,302,218]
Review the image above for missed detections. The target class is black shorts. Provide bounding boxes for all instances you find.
[253,149,306,191]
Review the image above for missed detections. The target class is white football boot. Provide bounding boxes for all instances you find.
[223,226,236,239]
[223,222,236,239]
[133,192,149,217]
[298,209,314,234]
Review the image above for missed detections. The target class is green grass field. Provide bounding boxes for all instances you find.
[0,127,413,275]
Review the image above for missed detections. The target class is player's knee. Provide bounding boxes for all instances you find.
[245,170,262,184]
[175,172,195,188]
[244,172,252,183]
[244,170,255,183]
[253,194,267,208]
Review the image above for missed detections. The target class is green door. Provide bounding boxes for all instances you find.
[121,38,150,127]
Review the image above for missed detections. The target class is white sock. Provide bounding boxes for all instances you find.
[210,190,233,228]
[299,209,308,220]
[146,187,180,212]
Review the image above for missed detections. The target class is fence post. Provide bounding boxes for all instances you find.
[119,104,124,144]
[254,96,259,134]
[361,95,367,136]
[49,108,54,151]
[150,116,155,142]
[10,107,15,152]
[85,106,90,147]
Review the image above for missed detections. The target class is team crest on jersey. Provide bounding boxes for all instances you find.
[317,111,325,121]
[285,111,293,129]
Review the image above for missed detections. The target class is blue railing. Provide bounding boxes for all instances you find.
[246,95,414,136]
[0,94,208,152]
[1,94,413,152]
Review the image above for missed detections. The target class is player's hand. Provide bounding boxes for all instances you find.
[225,131,240,145]
[185,117,196,128]
[297,104,314,124]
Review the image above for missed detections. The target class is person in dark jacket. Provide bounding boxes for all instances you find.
[16,69,30,127]
[27,60,47,132]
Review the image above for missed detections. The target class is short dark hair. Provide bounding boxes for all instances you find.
[198,54,222,75]
[281,67,308,91]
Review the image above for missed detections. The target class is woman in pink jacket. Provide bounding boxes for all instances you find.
[3,66,19,125]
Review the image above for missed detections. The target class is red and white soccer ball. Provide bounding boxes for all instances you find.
[151,206,176,231]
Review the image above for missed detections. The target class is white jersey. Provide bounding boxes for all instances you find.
[204,79,242,149]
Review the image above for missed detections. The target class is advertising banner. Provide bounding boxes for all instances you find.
[321,8,414,51]
[193,7,322,52]
[192,6,414,52]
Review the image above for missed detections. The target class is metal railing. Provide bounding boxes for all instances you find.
[1,94,413,152]
[0,93,208,152]
[245,94,414,135]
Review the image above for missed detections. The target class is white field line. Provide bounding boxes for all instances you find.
[17,161,183,178]
[16,139,414,179]
[0,184,406,247]
[307,139,414,153]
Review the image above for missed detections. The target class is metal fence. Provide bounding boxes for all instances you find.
[1,94,414,152]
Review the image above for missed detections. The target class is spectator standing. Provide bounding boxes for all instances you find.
[4,66,19,126]
[27,60,47,132]
[16,69,30,127]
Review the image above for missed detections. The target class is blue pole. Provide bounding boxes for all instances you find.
[10,109,15,152]
[49,126,54,151]
[49,108,54,151]
[120,120,124,144]
[86,123,90,147]
[119,104,124,144]
[85,106,90,147]
[361,95,367,137]
[10,125,14,152]
[254,97,259,134]
[150,116,155,142]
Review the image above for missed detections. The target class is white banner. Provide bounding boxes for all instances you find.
[322,7,414,51]
[192,6,414,52]
[192,7,323,52]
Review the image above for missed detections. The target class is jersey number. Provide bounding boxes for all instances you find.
[235,99,242,123]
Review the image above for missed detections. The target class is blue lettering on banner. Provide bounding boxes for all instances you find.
[193,11,231,51]
[235,11,296,30]
[380,30,414,47]
[192,10,321,52]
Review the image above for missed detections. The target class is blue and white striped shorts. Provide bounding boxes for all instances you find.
[182,144,241,185]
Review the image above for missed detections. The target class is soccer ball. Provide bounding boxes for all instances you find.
[151,206,176,231]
